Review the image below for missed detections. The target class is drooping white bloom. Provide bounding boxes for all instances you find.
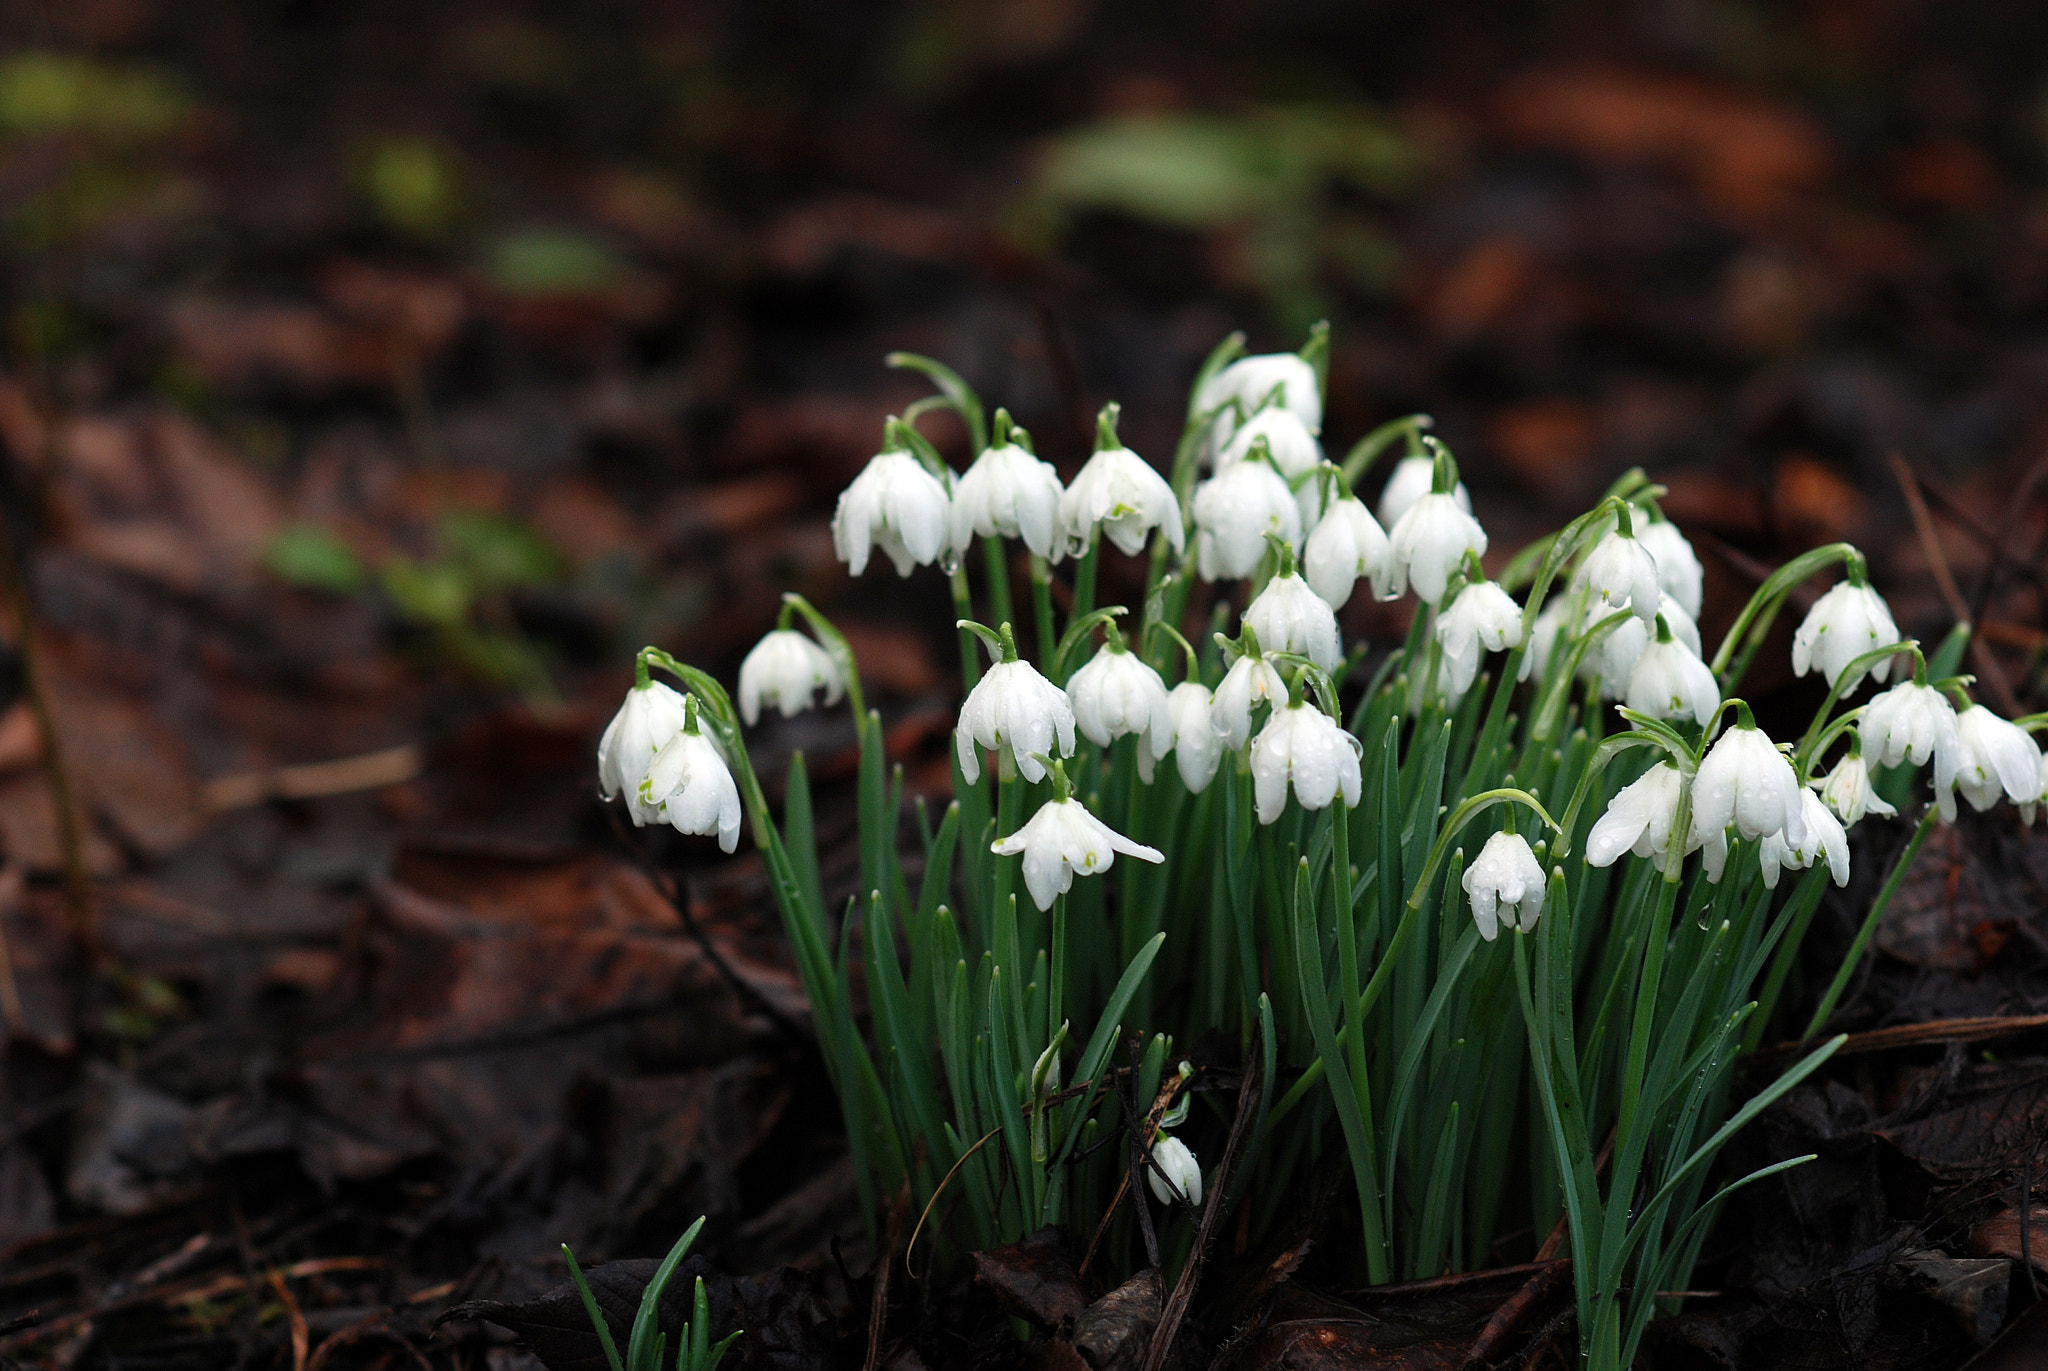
[951,442,1064,559]
[1067,644,1172,774]
[1581,526,1663,623]
[1636,519,1704,621]
[1146,1133,1204,1207]
[641,726,743,853]
[1197,351,1320,442]
[1623,627,1719,727]
[1953,705,2044,813]
[1387,492,1488,605]
[1217,406,1322,479]
[955,658,1076,785]
[1193,460,1302,581]
[1250,702,1363,823]
[1586,762,1686,868]
[1521,596,1575,682]
[1435,580,1524,702]
[1596,593,1700,691]
[831,450,953,577]
[1244,572,1343,672]
[1059,445,1184,557]
[1690,723,1807,882]
[1463,831,1546,941]
[1813,749,1895,827]
[1303,495,1391,608]
[737,630,844,725]
[1859,681,1960,820]
[597,679,691,825]
[1792,581,1900,693]
[1292,461,1339,533]
[1163,681,1223,792]
[1378,455,1471,530]
[991,797,1163,911]
[1210,652,1288,751]
[1759,790,1850,889]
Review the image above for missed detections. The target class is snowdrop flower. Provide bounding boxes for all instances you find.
[832,448,953,577]
[1197,351,1320,442]
[1146,1133,1203,1207]
[597,676,690,825]
[1581,523,1662,623]
[1250,701,1363,824]
[1520,596,1576,682]
[1759,791,1850,890]
[1244,569,1343,673]
[1624,618,1719,727]
[1690,718,1806,882]
[1303,495,1391,608]
[1060,444,1183,557]
[1596,594,1699,691]
[1637,519,1704,621]
[1210,650,1288,751]
[1953,705,2044,813]
[641,703,743,852]
[1435,578,1523,702]
[1218,407,1322,479]
[1378,454,1471,529]
[1163,681,1223,792]
[1813,746,1895,827]
[1586,762,1686,868]
[1859,680,1960,820]
[951,438,1064,560]
[992,794,1163,911]
[1292,460,1339,532]
[1464,830,1546,940]
[1791,577,1899,693]
[955,635,1076,785]
[1193,459,1302,581]
[1388,490,1488,606]
[737,630,844,725]
[1067,639,1172,776]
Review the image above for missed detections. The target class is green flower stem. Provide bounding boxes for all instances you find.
[1802,806,1939,1038]
[981,537,1016,645]
[1709,543,1858,682]
[1029,554,1058,672]
[1071,540,1100,636]
[780,593,868,724]
[1338,414,1431,488]
[952,566,982,691]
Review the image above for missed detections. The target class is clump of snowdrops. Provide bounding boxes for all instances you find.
[597,328,2048,1369]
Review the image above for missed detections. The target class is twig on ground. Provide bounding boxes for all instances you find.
[1891,453,2020,714]
[863,1182,909,1371]
[201,745,423,811]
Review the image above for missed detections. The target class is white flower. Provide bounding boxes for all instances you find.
[1244,572,1343,673]
[1690,723,1806,880]
[1637,519,1704,620]
[1059,445,1184,557]
[831,449,953,577]
[955,657,1076,785]
[1581,526,1663,623]
[1378,455,1471,529]
[1387,492,1488,606]
[1434,580,1523,702]
[1759,791,1850,890]
[1463,831,1546,941]
[1292,461,1338,532]
[1813,750,1895,826]
[1217,406,1323,479]
[1596,594,1699,691]
[1859,681,1960,820]
[1164,682,1223,792]
[1067,644,1172,774]
[1303,495,1391,609]
[1146,1133,1204,1207]
[1623,626,1719,727]
[641,725,743,853]
[1792,581,1899,693]
[1250,702,1362,823]
[991,797,1163,911]
[1210,651,1288,751]
[1197,351,1320,442]
[1521,596,1575,682]
[1953,705,2044,813]
[737,630,844,725]
[1586,762,1686,867]
[951,442,1064,560]
[597,679,691,825]
[1193,460,1302,581]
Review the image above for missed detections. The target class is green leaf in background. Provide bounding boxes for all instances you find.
[0,54,188,142]
[438,510,562,590]
[264,524,368,595]
[486,225,625,296]
[380,555,472,628]
[357,135,469,237]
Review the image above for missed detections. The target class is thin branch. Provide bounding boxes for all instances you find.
[1890,453,2019,714]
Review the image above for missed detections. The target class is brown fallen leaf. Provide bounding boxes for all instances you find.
[1968,1205,2048,1276]
[974,1227,1089,1329]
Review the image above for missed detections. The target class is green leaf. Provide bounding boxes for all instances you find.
[264,524,366,594]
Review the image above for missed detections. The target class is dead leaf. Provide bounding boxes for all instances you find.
[1489,399,1597,499]
[1070,1268,1161,1371]
[1968,1206,2048,1275]
[973,1227,1088,1328]
[1423,237,1532,343]
[164,296,386,393]
[0,705,40,776]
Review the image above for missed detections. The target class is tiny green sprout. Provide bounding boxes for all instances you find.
[561,1216,740,1371]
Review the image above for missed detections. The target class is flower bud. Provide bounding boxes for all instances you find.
[1812,749,1895,826]
[1463,831,1545,941]
[952,442,1064,560]
[737,630,844,726]
[1387,493,1487,606]
[1378,454,1470,530]
[1636,519,1704,620]
[1193,460,1302,581]
[1954,705,2044,814]
[1164,681,1223,792]
[1303,495,1391,609]
[1146,1133,1204,1207]
[832,450,953,577]
[1197,351,1320,443]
